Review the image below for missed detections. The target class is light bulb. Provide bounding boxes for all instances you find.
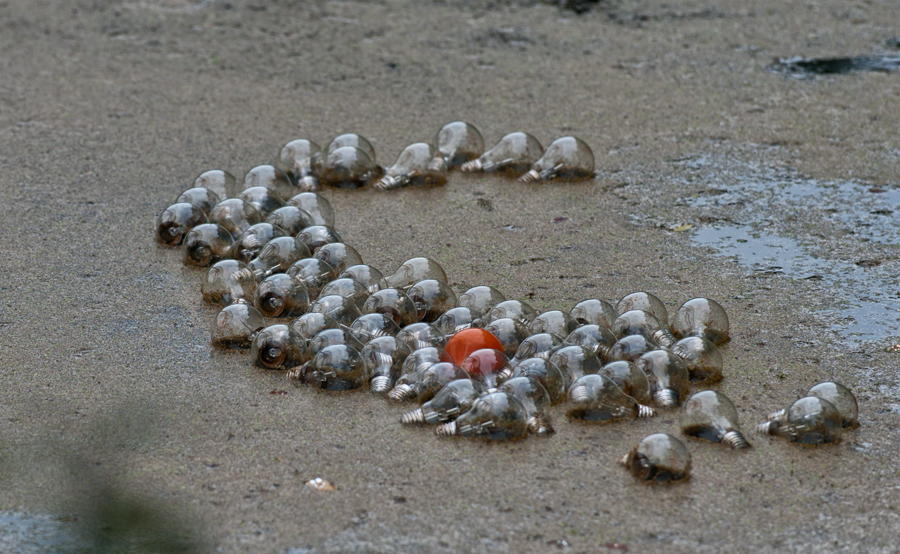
[182,223,235,267]
[511,357,567,404]
[326,133,378,163]
[266,206,316,237]
[379,257,448,292]
[435,308,486,339]
[570,299,618,328]
[609,335,659,363]
[309,294,363,328]
[617,291,669,327]
[193,169,237,200]
[461,348,511,390]
[681,391,750,449]
[175,187,220,216]
[251,324,308,370]
[566,374,656,422]
[518,136,594,183]
[314,243,364,276]
[671,336,723,384]
[598,360,652,405]
[415,362,469,402]
[308,328,365,360]
[397,322,447,351]
[610,310,676,348]
[362,335,411,394]
[156,202,207,246]
[388,346,453,401]
[339,265,385,290]
[635,350,690,408]
[243,164,296,202]
[247,236,310,278]
[429,121,484,171]
[238,186,286,218]
[362,288,419,327]
[527,310,578,338]
[460,131,543,175]
[349,313,401,345]
[374,143,448,191]
[767,382,858,429]
[620,433,691,484]
[296,225,342,254]
[757,396,842,445]
[401,379,486,425]
[209,198,263,240]
[276,139,322,191]
[509,332,565,369]
[499,376,553,435]
[487,300,539,326]
[435,391,529,440]
[210,302,266,350]
[319,278,370,311]
[458,285,506,314]
[564,324,617,363]
[671,297,730,346]
[300,344,368,391]
[483,317,529,358]
[202,259,258,306]
[253,273,310,318]
[286,258,336,297]
[548,345,603,387]
[231,222,287,263]
[443,328,503,365]
[407,279,458,322]
[320,146,380,189]
[290,312,340,341]
[288,192,335,227]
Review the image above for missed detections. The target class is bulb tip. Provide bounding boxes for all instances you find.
[370,375,392,395]
[435,421,457,437]
[722,430,751,449]
[637,404,657,418]
[654,389,680,408]
[460,159,482,173]
[517,169,541,184]
[388,384,415,402]
[400,408,425,425]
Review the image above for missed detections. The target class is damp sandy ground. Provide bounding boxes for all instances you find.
[1,0,900,552]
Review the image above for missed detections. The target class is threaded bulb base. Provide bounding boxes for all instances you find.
[653,329,677,349]
[756,421,775,435]
[374,174,402,191]
[722,430,751,449]
[460,159,483,173]
[370,375,392,395]
[517,169,541,184]
[495,368,513,384]
[654,389,679,408]
[400,408,425,425]
[767,409,785,422]
[570,385,590,403]
[388,383,415,402]
[527,416,553,435]
[435,421,457,437]
[286,366,303,381]
[297,175,319,192]
[637,404,657,418]
[427,156,448,173]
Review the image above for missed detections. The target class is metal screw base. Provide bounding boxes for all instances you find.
[654,389,679,408]
[460,159,483,173]
[388,384,415,402]
[637,404,657,418]
[517,169,541,184]
[400,408,425,425]
[722,430,751,449]
[435,421,457,436]
[370,375,391,395]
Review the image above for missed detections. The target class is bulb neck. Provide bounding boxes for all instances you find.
[400,408,425,425]
[297,175,320,192]
[767,409,785,422]
[653,389,679,408]
[637,404,657,418]
[517,169,541,184]
[722,430,751,449]
[370,375,392,395]
[435,421,458,437]
[388,383,415,402]
[460,159,483,173]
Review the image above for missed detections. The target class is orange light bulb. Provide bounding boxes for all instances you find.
[444,328,504,365]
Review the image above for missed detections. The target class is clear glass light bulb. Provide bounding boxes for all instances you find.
[238,185,286,218]
[319,278,370,311]
[564,324,617,364]
[458,285,506,314]
[620,433,691,484]
[309,294,363,328]
[326,133,378,163]
[320,146,380,189]
[243,164,296,202]
[379,257,448,292]
[362,335,411,394]
[527,310,578,338]
[182,223,235,267]
[375,142,448,191]
[435,307,485,338]
[397,322,447,351]
[518,136,594,183]
[288,192,335,227]
[617,291,669,327]
[276,139,322,192]
[599,360,652,405]
[499,376,554,435]
[510,332,565,370]
[202,259,258,306]
[611,310,677,348]
[757,396,843,445]
[566,374,656,422]
[193,169,238,200]
[300,344,368,391]
[671,336,723,384]
[443,328,503,365]
[415,362,469,402]
[548,345,603,388]
[461,348,511,390]
[401,378,486,425]
[487,299,539,326]
[231,222,287,263]
[635,350,690,408]
[175,187,220,216]
[388,346,453,401]
[253,273,310,318]
[429,121,485,172]
[209,198,263,240]
[460,131,543,175]
[672,297,730,346]
[290,312,340,342]
[435,391,529,440]
[266,206,315,237]
[609,335,659,363]
[511,357,568,405]
[156,202,207,246]
[767,382,858,429]
[251,324,308,370]
[407,279,458,322]
[349,313,401,345]
[247,236,310,279]
[296,225,342,254]
[681,391,750,449]
[286,258,336,297]
[211,302,266,350]
[483,317,529,358]
[314,243,363,276]
[339,265,384,290]
[363,288,420,327]
[570,299,618,328]
[308,328,365,360]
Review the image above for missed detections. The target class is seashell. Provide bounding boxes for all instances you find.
[305,478,336,491]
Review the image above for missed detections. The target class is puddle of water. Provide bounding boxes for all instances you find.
[771,55,900,76]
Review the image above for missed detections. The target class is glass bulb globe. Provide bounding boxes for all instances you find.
[276,139,322,191]
[243,164,296,202]
[231,222,287,263]
[363,288,419,327]
[435,391,529,440]
[296,225,342,254]
[156,202,207,246]
[460,131,543,175]
[635,349,690,408]
[483,317,529,358]
[253,273,310,318]
[443,328,503,365]
[401,378,486,425]
[599,360,652,405]
[211,302,266,350]
[301,344,368,391]
[238,185,286,218]
[209,198,262,240]
[266,206,315,237]
[570,298,618,328]
[286,258,336,297]
[308,328,365,360]
[175,187,220,216]
[407,279,458,322]
[349,313,401,345]
[415,362,469,402]
[499,376,553,435]
[362,335,411,395]
[339,265,385,290]
[202,259,258,306]
[518,136,594,183]
[671,336,723,384]
[326,132,377,162]
[609,335,659,363]
[548,345,603,387]
[320,146,380,189]
[767,382,858,429]
[435,307,485,338]
[247,236,310,278]
[388,346,453,401]
[757,396,842,445]
[397,322,447,351]
[290,312,340,342]
[681,391,750,449]
[375,142,449,191]
[620,433,691,484]
[429,121,484,170]
[309,294,363,328]
[193,169,237,200]
[182,223,235,267]
[461,348,511,390]
[564,324,617,364]
[379,257,448,292]
[611,309,677,348]
[487,299,538,326]
[527,310,578,338]
[566,374,656,422]
[314,243,364,276]
[617,291,669,327]
[672,297,730,345]
[511,357,567,405]
[319,278,370,311]
[510,332,565,368]
[458,285,506,314]
[251,324,308,370]
[288,192,335,227]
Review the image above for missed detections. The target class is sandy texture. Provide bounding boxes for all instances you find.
[1,0,899,552]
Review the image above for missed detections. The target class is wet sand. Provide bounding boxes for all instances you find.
[1,0,899,552]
